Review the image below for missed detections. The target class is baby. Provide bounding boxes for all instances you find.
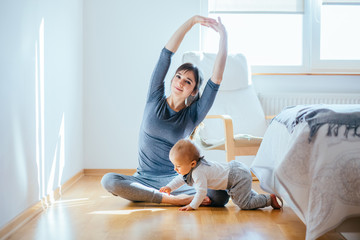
[160,139,283,211]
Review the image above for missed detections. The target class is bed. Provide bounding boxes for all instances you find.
[250,104,360,240]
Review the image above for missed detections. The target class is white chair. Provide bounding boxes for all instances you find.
[183,52,268,164]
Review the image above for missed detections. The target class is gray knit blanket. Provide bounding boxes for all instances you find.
[273,104,360,142]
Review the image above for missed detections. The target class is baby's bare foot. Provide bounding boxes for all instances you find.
[270,194,283,209]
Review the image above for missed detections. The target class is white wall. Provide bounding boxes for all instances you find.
[83,0,202,168]
[0,0,83,230]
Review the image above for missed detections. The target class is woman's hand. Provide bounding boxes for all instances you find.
[159,186,171,195]
[208,17,227,39]
[178,204,194,211]
[192,15,217,28]
[165,15,216,53]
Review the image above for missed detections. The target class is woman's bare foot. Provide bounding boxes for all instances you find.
[161,194,193,205]
[161,194,212,206]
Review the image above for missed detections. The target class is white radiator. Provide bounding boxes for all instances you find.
[258,92,360,116]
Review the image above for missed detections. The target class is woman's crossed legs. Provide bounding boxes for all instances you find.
[101,172,229,207]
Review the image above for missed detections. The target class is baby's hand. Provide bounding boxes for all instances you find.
[159,186,171,195]
[179,205,194,211]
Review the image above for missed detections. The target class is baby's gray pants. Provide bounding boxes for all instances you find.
[227,161,270,210]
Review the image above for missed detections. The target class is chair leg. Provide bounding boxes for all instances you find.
[226,152,235,162]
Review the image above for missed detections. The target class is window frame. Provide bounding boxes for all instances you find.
[200,0,360,74]
[310,0,360,73]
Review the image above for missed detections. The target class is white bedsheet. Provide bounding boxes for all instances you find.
[251,120,360,240]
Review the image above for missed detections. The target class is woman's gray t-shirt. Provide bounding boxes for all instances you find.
[137,47,219,176]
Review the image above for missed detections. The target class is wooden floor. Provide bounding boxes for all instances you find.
[6,176,344,240]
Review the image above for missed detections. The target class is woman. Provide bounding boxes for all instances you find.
[101,15,228,206]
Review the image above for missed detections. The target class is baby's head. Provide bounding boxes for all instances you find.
[169,139,201,175]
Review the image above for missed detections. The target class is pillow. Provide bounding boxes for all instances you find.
[182,51,250,91]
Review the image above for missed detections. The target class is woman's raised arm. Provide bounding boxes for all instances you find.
[209,17,228,85]
[165,15,216,53]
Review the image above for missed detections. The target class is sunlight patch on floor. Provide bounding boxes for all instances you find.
[100,195,111,199]
[54,198,89,204]
[89,208,166,215]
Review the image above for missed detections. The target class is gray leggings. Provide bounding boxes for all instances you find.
[101,171,230,207]
[227,161,270,210]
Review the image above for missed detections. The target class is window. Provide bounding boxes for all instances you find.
[312,0,360,72]
[201,0,360,73]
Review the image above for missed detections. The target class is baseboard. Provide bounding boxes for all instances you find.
[44,169,84,204]
[0,200,44,240]
[251,172,259,181]
[0,170,84,240]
